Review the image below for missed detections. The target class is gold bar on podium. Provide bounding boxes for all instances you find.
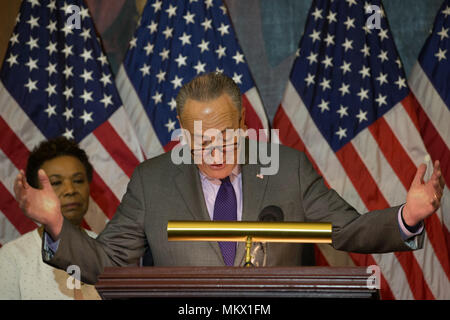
[167,221,332,243]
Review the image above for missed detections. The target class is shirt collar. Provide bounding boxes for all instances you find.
[198,165,241,185]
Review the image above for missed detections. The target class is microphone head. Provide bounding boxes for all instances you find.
[258,205,284,222]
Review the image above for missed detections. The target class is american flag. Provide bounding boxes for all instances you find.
[409,0,450,253]
[115,0,269,159]
[273,0,450,299]
[0,0,143,247]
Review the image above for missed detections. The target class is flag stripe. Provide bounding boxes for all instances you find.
[116,65,165,159]
[409,63,450,150]
[79,135,130,201]
[0,117,30,171]
[93,121,140,178]
[90,171,120,220]
[0,210,21,247]
[0,183,37,235]
[243,88,268,130]
[276,82,400,299]
[369,117,416,191]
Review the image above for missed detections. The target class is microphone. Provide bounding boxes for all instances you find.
[247,206,284,267]
[258,205,284,222]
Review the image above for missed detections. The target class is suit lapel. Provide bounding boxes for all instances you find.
[173,164,224,263]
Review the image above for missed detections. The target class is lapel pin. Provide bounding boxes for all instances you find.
[256,173,264,179]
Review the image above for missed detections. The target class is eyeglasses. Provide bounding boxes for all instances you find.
[190,141,239,157]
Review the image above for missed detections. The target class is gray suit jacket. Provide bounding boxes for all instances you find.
[43,143,423,284]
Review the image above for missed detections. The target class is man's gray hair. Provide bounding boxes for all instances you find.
[176,72,242,117]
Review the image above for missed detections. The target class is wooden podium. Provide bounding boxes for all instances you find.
[95,266,379,299]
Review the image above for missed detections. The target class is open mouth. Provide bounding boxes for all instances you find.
[208,163,226,170]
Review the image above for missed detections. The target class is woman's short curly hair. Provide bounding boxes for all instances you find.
[25,137,93,188]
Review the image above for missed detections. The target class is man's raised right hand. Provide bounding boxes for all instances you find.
[14,169,63,240]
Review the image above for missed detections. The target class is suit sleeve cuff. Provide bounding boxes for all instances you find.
[43,231,60,261]
[398,205,424,244]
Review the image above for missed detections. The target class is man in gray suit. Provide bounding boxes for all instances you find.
[14,73,445,285]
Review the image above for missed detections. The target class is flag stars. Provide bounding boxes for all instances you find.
[62,128,74,140]
[168,98,177,111]
[311,8,323,20]
[80,49,93,62]
[162,26,174,39]
[26,15,39,30]
[156,70,166,83]
[309,29,321,42]
[45,83,57,97]
[319,78,331,91]
[62,65,73,79]
[44,104,57,118]
[376,72,388,86]
[435,48,447,62]
[171,75,183,89]
[100,73,112,87]
[442,5,450,17]
[25,57,39,72]
[63,108,73,121]
[378,50,389,63]
[46,62,58,77]
[338,83,350,96]
[140,63,151,76]
[357,88,369,101]
[80,110,93,125]
[46,41,57,55]
[198,39,210,53]
[100,94,113,108]
[359,65,371,79]
[304,73,315,86]
[166,4,177,18]
[335,127,347,140]
[306,52,318,65]
[218,23,230,36]
[337,105,349,118]
[26,36,39,51]
[216,45,226,58]
[179,32,191,46]
[437,27,449,40]
[193,61,206,74]
[375,93,388,107]
[356,109,368,123]
[326,11,337,24]
[343,16,355,30]
[317,99,330,113]
[152,0,162,12]
[201,18,212,31]
[342,38,353,52]
[147,20,158,34]
[232,72,243,85]
[165,118,176,132]
[183,11,195,24]
[378,28,389,41]
[10,33,19,46]
[62,44,73,58]
[152,91,163,104]
[159,48,170,61]
[340,61,352,75]
[80,28,91,41]
[6,53,19,68]
[175,54,187,67]
[63,86,74,100]
[80,90,94,104]
[324,33,335,46]
[232,51,245,64]
[395,76,407,90]
[321,55,333,69]
[143,42,154,55]
[24,78,38,93]
[361,44,370,57]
